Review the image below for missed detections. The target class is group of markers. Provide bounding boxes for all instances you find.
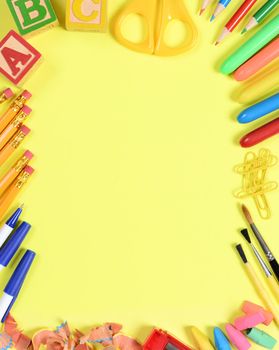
[0,88,35,323]
[200,0,279,147]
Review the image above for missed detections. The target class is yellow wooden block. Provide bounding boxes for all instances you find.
[65,0,107,32]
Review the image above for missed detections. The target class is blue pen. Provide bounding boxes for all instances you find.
[0,250,35,322]
[211,0,233,21]
[214,327,232,350]
[237,93,279,124]
[0,222,31,272]
[0,205,23,248]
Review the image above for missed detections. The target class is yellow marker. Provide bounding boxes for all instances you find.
[235,62,279,104]
[191,327,215,350]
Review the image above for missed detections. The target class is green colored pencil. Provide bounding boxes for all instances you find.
[243,0,279,33]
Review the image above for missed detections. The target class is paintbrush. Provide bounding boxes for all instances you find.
[241,229,279,303]
[236,244,279,326]
[241,204,279,281]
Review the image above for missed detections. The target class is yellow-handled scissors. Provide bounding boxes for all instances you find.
[113,0,198,56]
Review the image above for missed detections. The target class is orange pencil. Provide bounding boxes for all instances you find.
[0,89,14,104]
[0,166,34,220]
[0,106,32,151]
[0,150,33,197]
[234,37,279,81]
[0,125,30,167]
[0,90,31,134]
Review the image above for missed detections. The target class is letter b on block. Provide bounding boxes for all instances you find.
[6,0,58,36]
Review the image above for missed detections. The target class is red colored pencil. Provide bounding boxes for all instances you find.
[240,117,279,147]
[216,0,258,45]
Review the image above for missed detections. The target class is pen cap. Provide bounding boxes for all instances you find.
[5,249,35,296]
[5,207,23,228]
[0,222,31,267]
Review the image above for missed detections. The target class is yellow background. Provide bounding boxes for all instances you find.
[0,0,279,348]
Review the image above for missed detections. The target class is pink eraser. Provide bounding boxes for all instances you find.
[226,324,251,350]
[20,125,31,135]
[234,312,266,331]
[242,301,273,326]
[23,150,33,160]
[21,105,32,115]
[24,165,34,175]
[21,90,32,99]
[4,88,13,99]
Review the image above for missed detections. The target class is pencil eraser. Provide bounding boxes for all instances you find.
[21,105,32,115]
[234,312,266,331]
[242,301,273,326]
[24,165,34,175]
[20,125,31,135]
[4,88,13,99]
[246,328,277,349]
[22,90,32,100]
[23,150,33,160]
[225,324,251,350]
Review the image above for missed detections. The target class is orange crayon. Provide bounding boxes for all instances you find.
[0,150,33,197]
[0,166,34,220]
[0,106,32,151]
[0,89,14,104]
[0,125,30,167]
[234,37,279,81]
[0,90,31,134]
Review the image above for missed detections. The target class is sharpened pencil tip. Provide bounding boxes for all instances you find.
[199,8,205,16]
[19,203,24,209]
[241,28,247,34]
[214,41,219,46]
[210,15,215,22]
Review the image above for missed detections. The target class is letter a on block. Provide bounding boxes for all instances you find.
[0,30,41,85]
[66,0,107,32]
[6,0,58,36]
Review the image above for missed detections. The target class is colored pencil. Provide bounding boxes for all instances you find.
[243,0,279,33]
[215,0,258,45]
[200,0,215,15]
[211,0,233,21]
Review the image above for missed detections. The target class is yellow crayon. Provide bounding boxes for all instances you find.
[235,63,279,104]
[191,327,215,350]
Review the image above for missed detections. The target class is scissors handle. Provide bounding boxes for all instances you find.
[113,0,157,55]
[155,0,198,56]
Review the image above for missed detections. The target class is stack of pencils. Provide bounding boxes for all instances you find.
[0,88,34,220]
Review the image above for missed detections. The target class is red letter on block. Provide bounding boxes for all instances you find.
[0,30,41,85]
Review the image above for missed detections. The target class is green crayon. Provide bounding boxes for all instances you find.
[220,15,279,75]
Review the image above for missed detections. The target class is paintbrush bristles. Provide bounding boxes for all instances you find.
[242,204,254,225]
[241,229,251,244]
[236,244,248,264]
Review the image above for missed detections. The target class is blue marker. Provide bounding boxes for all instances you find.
[0,250,35,322]
[237,93,279,124]
[0,222,31,271]
[0,205,23,248]
[211,0,233,21]
[214,327,232,350]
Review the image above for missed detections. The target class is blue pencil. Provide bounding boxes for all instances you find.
[237,93,279,124]
[211,0,233,21]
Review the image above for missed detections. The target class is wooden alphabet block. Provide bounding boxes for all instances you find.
[0,30,42,85]
[66,0,107,32]
[6,0,58,36]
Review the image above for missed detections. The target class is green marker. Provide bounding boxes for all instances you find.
[243,0,279,33]
[246,328,277,349]
[220,15,279,75]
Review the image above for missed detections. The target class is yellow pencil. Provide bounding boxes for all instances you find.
[236,244,279,327]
